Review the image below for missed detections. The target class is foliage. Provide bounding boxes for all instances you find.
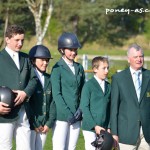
[51,0,129,46]
[0,0,35,35]
[1,0,150,47]
[144,22,150,39]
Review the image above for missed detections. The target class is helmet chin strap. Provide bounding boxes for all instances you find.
[36,66,46,73]
[63,55,74,63]
[60,49,65,55]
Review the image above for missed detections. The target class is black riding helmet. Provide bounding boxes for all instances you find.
[0,86,16,108]
[58,32,81,50]
[29,45,52,59]
[91,130,114,150]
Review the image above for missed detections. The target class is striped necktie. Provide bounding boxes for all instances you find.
[134,71,141,101]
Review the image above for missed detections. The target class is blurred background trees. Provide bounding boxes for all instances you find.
[0,0,150,49]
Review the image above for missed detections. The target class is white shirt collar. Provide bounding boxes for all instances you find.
[62,57,74,66]
[94,75,104,85]
[130,67,141,75]
[34,68,44,87]
[62,57,75,74]
[5,46,19,58]
[34,68,43,78]
[94,75,105,92]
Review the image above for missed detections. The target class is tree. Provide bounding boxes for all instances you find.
[106,0,150,45]
[25,0,53,44]
[0,0,31,48]
[52,0,128,47]
[1,0,150,47]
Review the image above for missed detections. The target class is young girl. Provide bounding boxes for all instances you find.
[80,56,111,150]
[51,32,85,150]
[29,45,55,150]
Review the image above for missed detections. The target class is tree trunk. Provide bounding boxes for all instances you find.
[0,7,9,49]
[25,0,53,45]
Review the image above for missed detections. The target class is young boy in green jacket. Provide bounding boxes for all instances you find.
[80,56,111,150]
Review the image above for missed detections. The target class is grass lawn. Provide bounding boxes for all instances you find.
[13,130,85,150]
[44,130,85,150]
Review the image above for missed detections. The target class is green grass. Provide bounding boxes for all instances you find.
[44,131,53,150]
[44,130,85,150]
[13,130,85,150]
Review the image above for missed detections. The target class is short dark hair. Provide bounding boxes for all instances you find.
[5,24,25,38]
[92,56,109,70]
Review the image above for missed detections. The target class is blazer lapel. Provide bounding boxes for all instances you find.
[19,53,25,72]
[43,74,50,90]
[125,69,139,102]
[59,58,74,74]
[92,77,104,94]
[2,49,18,70]
[139,68,150,102]
[104,81,110,95]
[74,62,80,76]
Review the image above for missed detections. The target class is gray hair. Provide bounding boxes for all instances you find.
[127,43,144,56]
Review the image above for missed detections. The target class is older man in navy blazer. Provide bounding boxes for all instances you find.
[110,43,150,149]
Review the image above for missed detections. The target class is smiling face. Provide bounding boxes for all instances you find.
[34,58,49,72]
[62,48,78,63]
[127,47,144,71]
[5,34,24,52]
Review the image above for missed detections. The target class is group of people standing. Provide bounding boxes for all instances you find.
[0,24,150,150]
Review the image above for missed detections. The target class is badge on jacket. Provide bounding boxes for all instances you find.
[146,92,150,98]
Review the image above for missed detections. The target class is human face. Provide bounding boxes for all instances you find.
[127,47,144,71]
[34,58,49,72]
[94,61,109,80]
[62,48,78,63]
[5,34,24,52]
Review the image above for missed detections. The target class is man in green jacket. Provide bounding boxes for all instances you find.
[111,43,150,149]
[0,24,37,150]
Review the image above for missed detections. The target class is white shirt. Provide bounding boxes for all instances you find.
[62,57,75,75]
[130,67,142,87]
[34,68,45,88]
[94,75,105,93]
[5,46,20,69]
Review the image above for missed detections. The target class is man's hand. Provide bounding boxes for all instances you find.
[113,135,119,149]
[94,125,105,135]
[35,125,49,134]
[35,126,44,132]
[113,135,119,143]
[13,90,27,106]
[42,125,49,133]
[0,102,11,115]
